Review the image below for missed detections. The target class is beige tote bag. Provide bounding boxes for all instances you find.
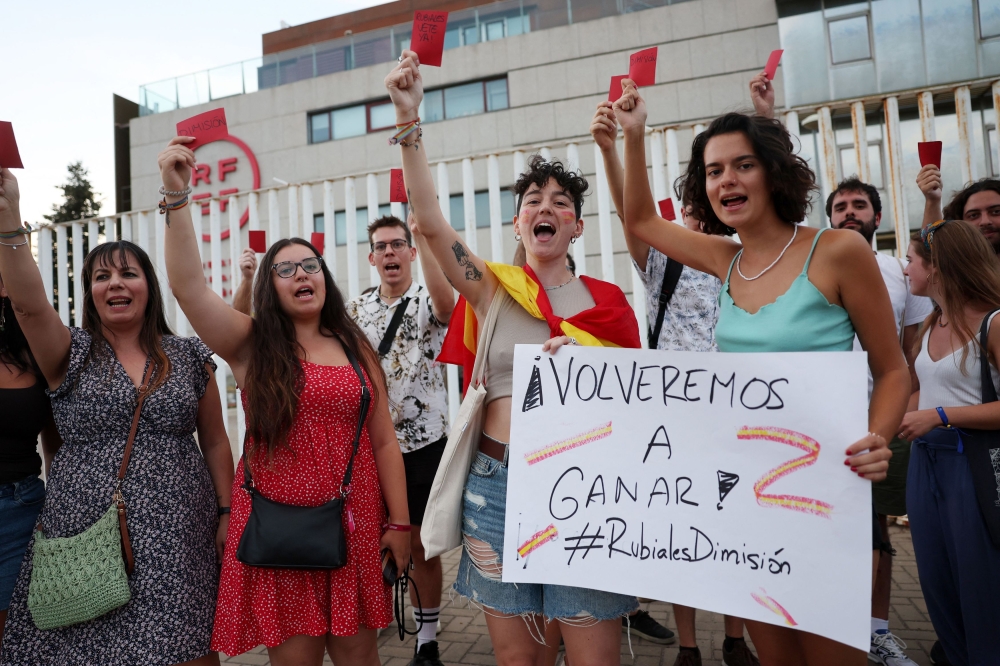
[421,286,506,559]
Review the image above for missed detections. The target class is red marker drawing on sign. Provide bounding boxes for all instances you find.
[176,108,228,150]
[608,75,628,102]
[0,122,24,169]
[411,11,448,67]
[248,230,266,254]
[658,198,676,221]
[918,141,943,168]
[390,169,408,203]
[764,50,784,80]
[311,232,325,256]
[628,47,658,87]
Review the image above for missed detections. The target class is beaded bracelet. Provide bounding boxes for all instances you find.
[159,185,192,197]
[388,119,422,147]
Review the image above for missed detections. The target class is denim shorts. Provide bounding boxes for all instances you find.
[453,451,638,620]
[0,475,45,610]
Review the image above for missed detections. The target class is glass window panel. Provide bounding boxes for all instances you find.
[485,79,509,111]
[449,195,465,231]
[989,128,999,176]
[444,28,461,50]
[314,213,325,233]
[310,113,330,143]
[839,146,858,180]
[484,20,505,41]
[369,102,396,131]
[445,82,485,119]
[868,144,884,189]
[507,14,529,36]
[423,90,445,123]
[332,105,366,140]
[982,0,1000,38]
[462,25,479,45]
[828,15,872,63]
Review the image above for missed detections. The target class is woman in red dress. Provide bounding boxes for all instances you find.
[157,139,411,666]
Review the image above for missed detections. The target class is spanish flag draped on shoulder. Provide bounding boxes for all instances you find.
[437,262,642,396]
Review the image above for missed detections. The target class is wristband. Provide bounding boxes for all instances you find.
[935,406,949,427]
[218,507,231,516]
[384,523,411,532]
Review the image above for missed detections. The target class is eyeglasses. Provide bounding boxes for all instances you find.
[371,239,410,254]
[271,256,324,278]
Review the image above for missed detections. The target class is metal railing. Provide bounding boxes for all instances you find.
[33,76,1000,447]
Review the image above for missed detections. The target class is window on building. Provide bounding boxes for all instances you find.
[988,127,999,176]
[315,205,395,246]
[446,190,516,231]
[309,77,509,144]
[981,0,1000,39]
[837,143,884,189]
[828,14,872,64]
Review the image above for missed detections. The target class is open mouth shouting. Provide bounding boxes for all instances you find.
[533,221,557,241]
[107,297,132,311]
[383,261,401,276]
[720,194,748,212]
[294,286,315,300]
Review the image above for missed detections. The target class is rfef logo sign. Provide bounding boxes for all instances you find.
[188,134,261,241]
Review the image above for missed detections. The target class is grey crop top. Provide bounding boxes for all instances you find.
[484,278,596,403]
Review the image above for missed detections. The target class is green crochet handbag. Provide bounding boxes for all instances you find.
[27,363,151,630]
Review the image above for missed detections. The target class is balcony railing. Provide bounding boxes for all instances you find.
[138,0,692,115]
[34,77,1000,446]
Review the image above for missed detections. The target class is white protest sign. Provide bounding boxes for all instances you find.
[503,345,871,651]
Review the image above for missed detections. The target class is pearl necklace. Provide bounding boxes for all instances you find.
[736,225,798,282]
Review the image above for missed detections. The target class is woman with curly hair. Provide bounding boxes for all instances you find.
[616,83,909,665]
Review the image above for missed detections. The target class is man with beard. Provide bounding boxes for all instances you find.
[917,165,1000,254]
[827,178,932,666]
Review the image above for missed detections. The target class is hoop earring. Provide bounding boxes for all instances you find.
[571,236,578,244]
[514,233,522,241]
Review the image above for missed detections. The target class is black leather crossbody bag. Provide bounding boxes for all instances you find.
[236,345,371,569]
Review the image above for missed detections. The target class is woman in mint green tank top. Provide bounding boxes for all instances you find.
[614,87,911,666]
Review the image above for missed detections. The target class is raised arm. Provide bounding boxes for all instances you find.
[0,168,71,389]
[409,211,454,323]
[591,102,651,270]
[749,71,776,119]
[232,247,256,316]
[158,139,253,375]
[916,165,943,228]
[385,51,498,317]
[615,82,740,279]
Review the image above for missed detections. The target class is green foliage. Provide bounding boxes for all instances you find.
[44,162,102,224]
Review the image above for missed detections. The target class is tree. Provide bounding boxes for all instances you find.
[44,161,102,223]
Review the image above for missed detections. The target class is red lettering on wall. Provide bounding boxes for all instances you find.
[192,163,212,186]
[218,157,237,182]
[219,188,239,213]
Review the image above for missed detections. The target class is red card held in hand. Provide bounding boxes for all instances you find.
[311,232,325,256]
[658,198,676,222]
[248,230,266,254]
[0,122,24,169]
[176,108,228,150]
[628,47,657,87]
[411,11,448,67]
[764,50,784,80]
[918,141,943,168]
[608,75,628,102]
[390,169,408,203]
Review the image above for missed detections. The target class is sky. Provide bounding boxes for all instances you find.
[2,0,392,226]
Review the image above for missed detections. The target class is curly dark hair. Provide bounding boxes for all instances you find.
[675,113,817,235]
[825,176,881,218]
[943,178,1000,220]
[512,154,588,219]
[367,214,411,246]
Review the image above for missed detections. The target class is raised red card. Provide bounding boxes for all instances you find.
[764,49,784,80]
[248,230,266,253]
[918,141,943,168]
[628,47,658,87]
[176,108,228,150]
[608,75,628,102]
[390,168,408,203]
[658,198,676,221]
[311,232,325,256]
[0,122,24,169]
[411,11,448,67]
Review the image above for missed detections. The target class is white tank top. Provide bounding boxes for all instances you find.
[915,312,1000,410]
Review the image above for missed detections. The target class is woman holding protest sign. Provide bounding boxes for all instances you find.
[0,167,232,666]
[898,220,1000,666]
[385,50,642,666]
[615,83,908,665]
[157,137,410,666]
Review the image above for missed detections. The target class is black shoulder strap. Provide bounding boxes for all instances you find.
[648,259,684,349]
[378,297,411,357]
[979,309,1000,404]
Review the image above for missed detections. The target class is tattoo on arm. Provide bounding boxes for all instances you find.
[452,241,483,282]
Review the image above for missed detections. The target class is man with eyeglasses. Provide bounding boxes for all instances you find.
[346,213,455,666]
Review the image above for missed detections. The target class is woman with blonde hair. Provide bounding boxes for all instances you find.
[898,220,1000,666]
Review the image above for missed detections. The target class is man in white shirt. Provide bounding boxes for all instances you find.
[827,178,933,666]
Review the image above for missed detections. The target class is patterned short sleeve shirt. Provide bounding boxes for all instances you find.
[347,282,449,453]
[634,246,721,352]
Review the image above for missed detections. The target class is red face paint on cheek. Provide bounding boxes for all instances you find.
[559,210,576,224]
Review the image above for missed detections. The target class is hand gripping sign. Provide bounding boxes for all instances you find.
[504,345,871,651]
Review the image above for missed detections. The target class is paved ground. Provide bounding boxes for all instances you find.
[219,524,936,666]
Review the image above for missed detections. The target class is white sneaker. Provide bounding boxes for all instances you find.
[869,631,917,666]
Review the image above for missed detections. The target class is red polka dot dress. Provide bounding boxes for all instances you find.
[211,362,392,657]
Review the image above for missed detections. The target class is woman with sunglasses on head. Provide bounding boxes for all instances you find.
[898,220,1000,666]
[0,168,233,666]
[385,51,643,666]
[615,83,909,666]
[157,138,410,666]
